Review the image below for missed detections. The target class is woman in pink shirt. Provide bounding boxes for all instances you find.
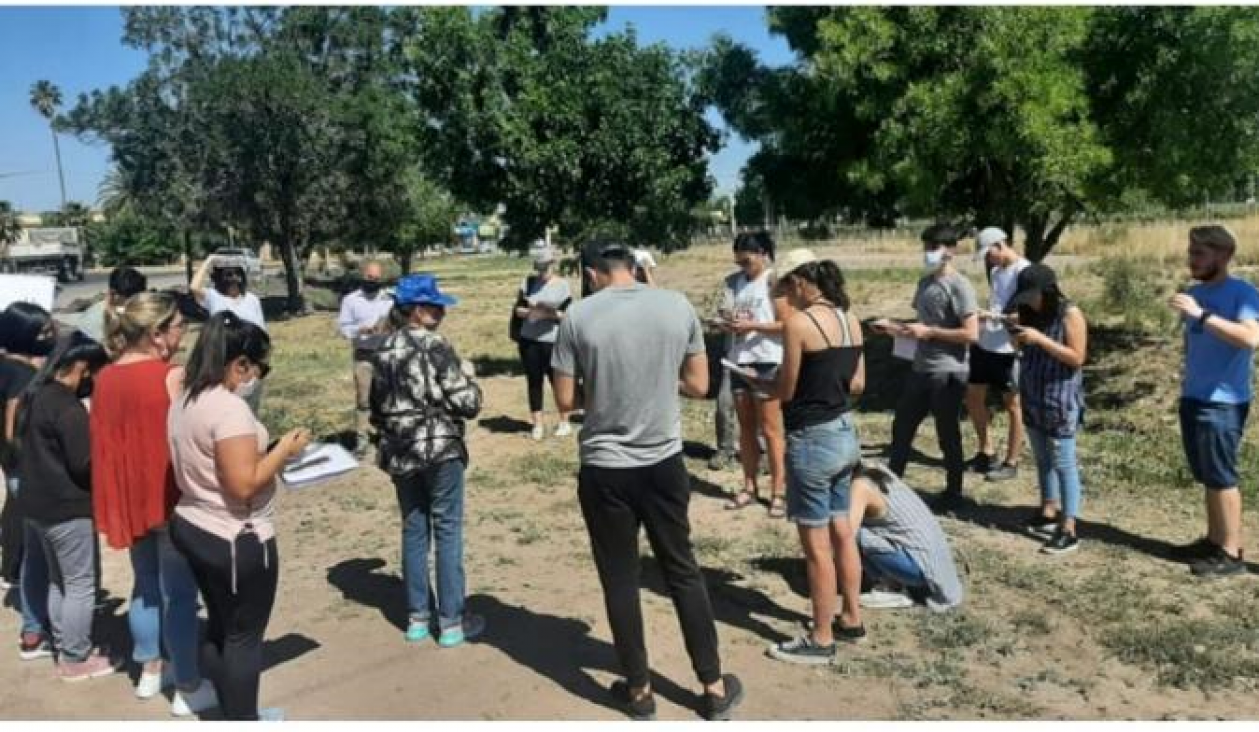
[167,313,309,721]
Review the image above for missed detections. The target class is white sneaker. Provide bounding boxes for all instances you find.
[171,680,218,717]
[135,667,163,700]
[554,422,572,438]
[530,425,545,442]
[859,588,914,610]
[259,707,285,722]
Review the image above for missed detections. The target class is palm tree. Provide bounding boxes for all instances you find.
[29,80,67,211]
[97,167,135,216]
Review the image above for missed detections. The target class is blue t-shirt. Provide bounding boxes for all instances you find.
[1183,276,1259,404]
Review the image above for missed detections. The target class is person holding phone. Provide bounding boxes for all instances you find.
[1007,265,1089,555]
[167,313,309,721]
[761,253,870,664]
[721,232,791,517]
[876,224,979,514]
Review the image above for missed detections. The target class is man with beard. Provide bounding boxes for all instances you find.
[1168,225,1259,578]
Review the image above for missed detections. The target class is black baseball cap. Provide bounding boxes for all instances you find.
[1007,263,1059,310]
[581,240,634,271]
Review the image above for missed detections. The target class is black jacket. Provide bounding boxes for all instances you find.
[16,381,92,523]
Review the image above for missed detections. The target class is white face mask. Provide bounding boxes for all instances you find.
[923,248,948,272]
[235,377,260,400]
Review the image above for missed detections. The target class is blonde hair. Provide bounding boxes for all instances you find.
[103,291,180,358]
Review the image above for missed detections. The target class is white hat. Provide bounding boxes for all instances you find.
[532,247,557,266]
[777,248,817,275]
[974,226,1008,259]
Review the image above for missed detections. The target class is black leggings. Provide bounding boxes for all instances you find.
[518,339,556,414]
[170,515,278,721]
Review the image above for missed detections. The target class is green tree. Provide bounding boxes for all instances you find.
[29,80,68,211]
[391,170,459,275]
[0,201,19,244]
[87,208,181,266]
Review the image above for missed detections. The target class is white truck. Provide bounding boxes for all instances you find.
[0,227,85,282]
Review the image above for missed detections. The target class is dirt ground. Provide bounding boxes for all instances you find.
[2,241,1259,720]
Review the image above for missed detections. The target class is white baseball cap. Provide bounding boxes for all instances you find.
[974,226,1008,260]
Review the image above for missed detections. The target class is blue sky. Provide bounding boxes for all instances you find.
[0,6,793,213]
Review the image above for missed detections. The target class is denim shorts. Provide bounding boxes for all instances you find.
[1179,398,1250,490]
[730,362,779,400]
[785,414,861,527]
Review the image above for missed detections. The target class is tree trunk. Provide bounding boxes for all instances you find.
[278,237,304,313]
[399,248,414,278]
[1023,206,1079,263]
[183,229,194,285]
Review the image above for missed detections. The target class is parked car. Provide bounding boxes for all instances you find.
[211,247,263,279]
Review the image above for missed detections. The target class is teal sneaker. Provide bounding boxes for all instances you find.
[405,618,431,643]
[437,613,485,648]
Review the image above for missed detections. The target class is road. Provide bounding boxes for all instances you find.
[53,265,281,310]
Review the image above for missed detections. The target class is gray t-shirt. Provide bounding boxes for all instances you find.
[911,271,978,374]
[552,284,706,468]
[518,276,572,344]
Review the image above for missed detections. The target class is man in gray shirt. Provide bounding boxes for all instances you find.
[552,240,744,721]
[876,224,979,513]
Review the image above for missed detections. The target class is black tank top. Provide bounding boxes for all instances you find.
[784,305,862,431]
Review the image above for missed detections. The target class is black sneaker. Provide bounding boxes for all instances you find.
[1170,536,1219,562]
[833,622,867,644]
[984,462,1018,482]
[1040,529,1080,556]
[966,452,994,474]
[1024,512,1059,538]
[701,673,745,721]
[609,680,656,721]
[767,634,837,665]
[1190,547,1247,579]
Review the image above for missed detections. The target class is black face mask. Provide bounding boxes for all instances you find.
[76,375,94,400]
[362,280,382,295]
[30,336,56,358]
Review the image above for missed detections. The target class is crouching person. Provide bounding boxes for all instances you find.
[847,462,964,612]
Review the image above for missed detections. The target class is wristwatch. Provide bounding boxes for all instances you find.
[1200,311,1214,327]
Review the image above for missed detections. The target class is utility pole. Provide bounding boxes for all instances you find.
[727,195,737,237]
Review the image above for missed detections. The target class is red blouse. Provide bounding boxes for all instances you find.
[91,359,179,550]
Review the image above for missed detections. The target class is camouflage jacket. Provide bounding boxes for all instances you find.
[369,326,482,476]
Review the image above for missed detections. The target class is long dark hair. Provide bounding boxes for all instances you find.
[1017,285,1070,330]
[12,331,108,458]
[733,231,776,262]
[0,302,55,357]
[183,312,270,405]
[792,260,851,311]
[210,265,249,294]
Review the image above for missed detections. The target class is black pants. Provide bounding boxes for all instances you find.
[888,370,968,496]
[577,453,722,688]
[1,487,24,583]
[171,515,278,721]
[518,339,555,413]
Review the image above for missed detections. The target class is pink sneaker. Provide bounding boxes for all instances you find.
[57,652,120,682]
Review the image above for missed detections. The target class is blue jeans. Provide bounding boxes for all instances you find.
[1027,427,1083,519]
[857,530,928,589]
[393,460,466,630]
[129,526,202,688]
[785,414,861,527]
[19,520,49,636]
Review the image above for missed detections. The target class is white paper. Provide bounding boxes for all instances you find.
[892,335,919,362]
[0,274,56,311]
[281,443,360,489]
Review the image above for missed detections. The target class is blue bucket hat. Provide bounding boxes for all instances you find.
[394,274,457,307]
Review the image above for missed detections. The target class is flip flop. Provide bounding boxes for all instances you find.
[724,490,756,510]
[768,496,787,518]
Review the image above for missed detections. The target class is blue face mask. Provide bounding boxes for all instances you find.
[923,248,948,272]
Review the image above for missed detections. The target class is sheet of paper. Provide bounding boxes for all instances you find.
[0,275,56,311]
[281,443,360,489]
[892,335,919,362]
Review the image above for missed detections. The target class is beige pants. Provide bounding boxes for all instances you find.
[354,359,374,437]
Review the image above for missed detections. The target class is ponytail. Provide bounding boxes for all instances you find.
[104,292,180,359]
[793,260,850,311]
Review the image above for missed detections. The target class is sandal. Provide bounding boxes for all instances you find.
[768,496,787,518]
[724,489,756,510]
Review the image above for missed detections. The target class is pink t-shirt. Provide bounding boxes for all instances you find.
[168,386,274,543]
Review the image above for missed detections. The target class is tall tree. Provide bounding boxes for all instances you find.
[29,80,68,211]
[0,201,20,244]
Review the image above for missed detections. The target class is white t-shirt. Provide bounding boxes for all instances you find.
[205,289,267,331]
[726,269,782,365]
[978,258,1030,354]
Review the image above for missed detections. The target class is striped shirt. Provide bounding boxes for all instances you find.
[1019,308,1084,438]
[858,464,964,611]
